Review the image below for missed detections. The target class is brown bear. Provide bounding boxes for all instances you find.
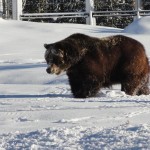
[44,33,150,98]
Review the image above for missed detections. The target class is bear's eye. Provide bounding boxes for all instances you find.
[58,56,64,64]
[45,55,53,64]
[52,56,64,66]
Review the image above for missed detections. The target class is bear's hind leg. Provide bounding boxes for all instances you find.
[137,85,150,95]
[121,74,150,96]
[121,76,142,95]
[137,74,150,95]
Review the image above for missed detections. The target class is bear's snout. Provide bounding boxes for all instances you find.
[46,64,62,75]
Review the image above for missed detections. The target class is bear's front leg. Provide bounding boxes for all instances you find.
[68,74,101,98]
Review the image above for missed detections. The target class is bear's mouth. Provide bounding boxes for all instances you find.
[46,64,63,75]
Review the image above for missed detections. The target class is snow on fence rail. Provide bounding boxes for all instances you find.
[8,0,150,25]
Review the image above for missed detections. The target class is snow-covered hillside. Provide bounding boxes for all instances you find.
[0,17,150,149]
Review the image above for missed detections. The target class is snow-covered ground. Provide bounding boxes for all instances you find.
[0,17,150,149]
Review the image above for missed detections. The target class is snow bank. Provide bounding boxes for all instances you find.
[124,16,150,34]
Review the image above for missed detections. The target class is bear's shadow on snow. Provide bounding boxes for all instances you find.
[0,63,46,71]
[1,94,150,104]
[0,93,72,99]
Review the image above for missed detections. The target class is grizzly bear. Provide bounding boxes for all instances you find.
[44,33,150,98]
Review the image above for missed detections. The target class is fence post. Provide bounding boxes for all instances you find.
[135,0,141,19]
[0,0,2,14]
[0,0,2,18]
[86,0,96,25]
[12,0,22,20]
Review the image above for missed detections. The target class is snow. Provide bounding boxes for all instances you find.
[0,17,150,149]
[124,16,150,34]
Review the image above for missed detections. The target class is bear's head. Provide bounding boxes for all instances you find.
[44,41,77,75]
[44,36,88,75]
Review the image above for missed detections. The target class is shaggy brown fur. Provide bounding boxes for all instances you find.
[44,33,150,98]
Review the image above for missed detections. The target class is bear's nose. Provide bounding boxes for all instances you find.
[46,68,51,74]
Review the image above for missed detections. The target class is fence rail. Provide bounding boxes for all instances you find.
[20,12,88,19]
[92,10,150,17]
[1,0,150,27]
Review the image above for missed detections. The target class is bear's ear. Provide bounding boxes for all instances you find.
[44,44,49,49]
